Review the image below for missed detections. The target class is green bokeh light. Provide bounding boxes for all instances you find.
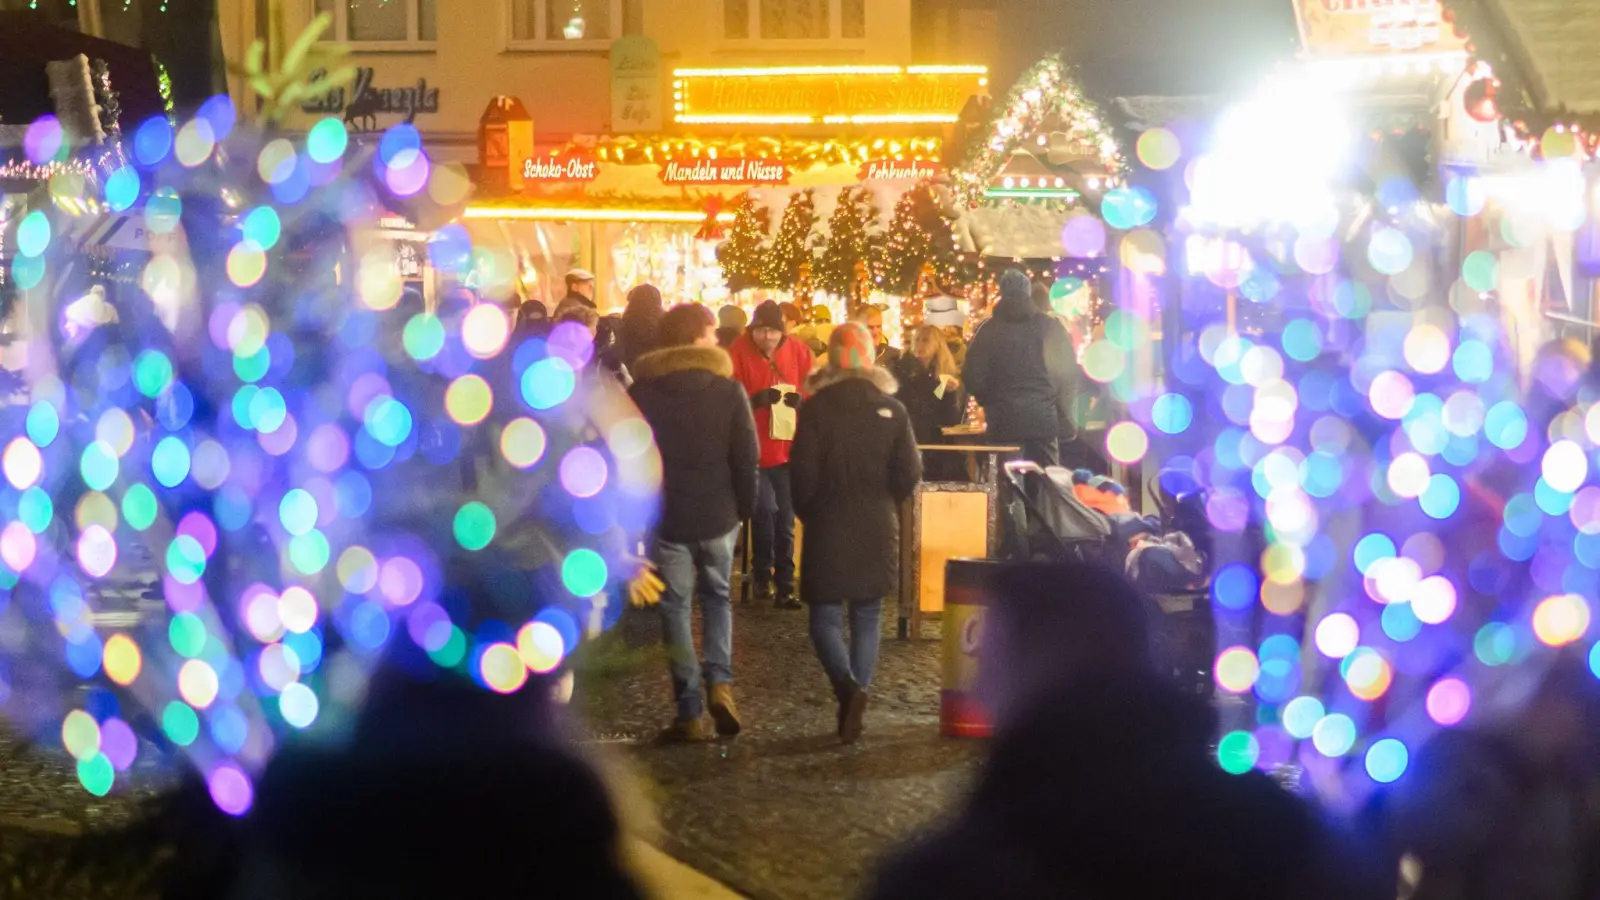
[168,612,207,658]
[122,484,159,531]
[161,701,200,746]
[453,502,497,551]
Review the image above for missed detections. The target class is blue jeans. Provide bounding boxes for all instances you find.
[752,465,796,595]
[808,599,883,693]
[655,526,739,720]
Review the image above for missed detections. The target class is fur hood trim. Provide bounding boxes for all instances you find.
[805,365,898,395]
[632,345,733,381]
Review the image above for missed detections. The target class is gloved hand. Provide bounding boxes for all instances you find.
[752,387,782,408]
[781,392,801,409]
[628,562,666,608]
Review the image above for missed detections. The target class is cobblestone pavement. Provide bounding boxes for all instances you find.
[578,601,983,900]
[0,583,978,900]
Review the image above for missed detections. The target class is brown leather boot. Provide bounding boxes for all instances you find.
[658,716,715,744]
[839,689,869,745]
[708,684,742,737]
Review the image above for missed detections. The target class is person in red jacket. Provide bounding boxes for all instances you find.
[729,300,815,608]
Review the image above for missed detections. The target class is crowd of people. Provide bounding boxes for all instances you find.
[513,266,1106,743]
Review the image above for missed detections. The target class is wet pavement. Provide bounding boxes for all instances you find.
[578,601,983,900]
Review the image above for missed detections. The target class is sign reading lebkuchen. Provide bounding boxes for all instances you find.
[1292,0,1467,57]
[859,159,943,181]
[658,158,790,186]
[522,155,601,183]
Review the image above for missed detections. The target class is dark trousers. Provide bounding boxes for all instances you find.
[752,464,796,595]
[1017,438,1060,469]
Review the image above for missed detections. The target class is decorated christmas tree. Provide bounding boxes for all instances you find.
[716,192,771,293]
[761,189,820,291]
[875,181,969,296]
[817,186,881,305]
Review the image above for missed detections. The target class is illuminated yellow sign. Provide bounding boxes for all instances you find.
[672,65,987,126]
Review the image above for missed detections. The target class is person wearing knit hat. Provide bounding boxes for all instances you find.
[962,269,1080,468]
[728,299,815,608]
[791,322,922,742]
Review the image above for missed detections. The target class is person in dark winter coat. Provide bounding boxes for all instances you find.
[728,300,815,608]
[868,560,1374,900]
[963,269,1078,467]
[791,323,921,743]
[618,283,664,370]
[561,268,598,310]
[628,304,760,742]
[893,324,966,482]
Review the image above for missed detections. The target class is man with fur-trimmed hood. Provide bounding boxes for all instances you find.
[629,304,760,743]
[790,323,922,743]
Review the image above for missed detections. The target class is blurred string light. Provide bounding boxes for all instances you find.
[0,103,662,813]
[1097,52,1600,798]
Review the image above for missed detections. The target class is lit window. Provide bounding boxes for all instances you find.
[315,0,436,47]
[723,0,866,41]
[507,0,623,48]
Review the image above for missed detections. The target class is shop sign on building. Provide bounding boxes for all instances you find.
[672,66,986,125]
[658,158,791,185]
[611,36,663,133]
[522,154,602,183]
[302,68,441,132]
[1292,0,1468,56]
[859,159,943,181]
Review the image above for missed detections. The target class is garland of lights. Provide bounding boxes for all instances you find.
[573,134,942,171]
[951,53,1125,209]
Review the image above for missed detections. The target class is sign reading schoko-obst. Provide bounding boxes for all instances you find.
[522,156,601,182]
[1292,0,1467,56]
[859,159,943,181]
[673,67,985,125]
[658,158,790,185]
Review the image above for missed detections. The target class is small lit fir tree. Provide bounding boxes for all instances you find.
[716,192,771,294]
[817,186,881,308]
[762,189,821,291]
[875,181,969,296]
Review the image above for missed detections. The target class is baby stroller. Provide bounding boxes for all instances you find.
[999,460,1216,700]
[998,461,1114,564]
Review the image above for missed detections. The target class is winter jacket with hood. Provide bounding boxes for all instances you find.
[628,345,759,544]
[791,366,921,603]
[963,270,1079,442]
[728,330,815,468]
[869,670,1373,900]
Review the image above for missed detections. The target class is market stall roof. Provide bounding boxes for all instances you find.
[1444,0,1600,127]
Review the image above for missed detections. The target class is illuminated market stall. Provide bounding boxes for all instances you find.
[460,65,987,313]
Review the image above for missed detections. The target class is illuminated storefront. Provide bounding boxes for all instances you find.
[461,64,986,311]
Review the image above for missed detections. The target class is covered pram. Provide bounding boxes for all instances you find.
[999,461,1114,563]
[999,460,1216,699]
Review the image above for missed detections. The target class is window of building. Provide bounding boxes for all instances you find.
[314,0,436,48]
[507,0,622,49]
[723,0,865,42]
